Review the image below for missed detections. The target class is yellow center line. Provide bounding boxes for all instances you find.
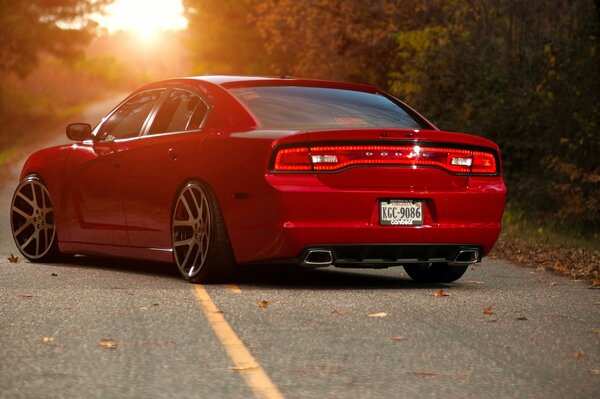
[193,285,285,399]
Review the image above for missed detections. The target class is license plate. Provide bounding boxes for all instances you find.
[380,199,424,226]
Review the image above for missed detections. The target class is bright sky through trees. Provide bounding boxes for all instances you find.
[95,0,188,41]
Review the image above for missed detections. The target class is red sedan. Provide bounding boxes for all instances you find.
[10,76,506,283]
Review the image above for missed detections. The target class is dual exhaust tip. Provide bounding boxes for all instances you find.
[301,248,481,267]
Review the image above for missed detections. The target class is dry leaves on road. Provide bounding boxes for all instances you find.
[589,369,600,375]
[7,254,19,263]
[434,289,449,297]
[257,300,271,308]
[483,306,494,315]
[227,285,242,294]
[98,339,118,349]
[368,312,388,318]
[392,336,407,342]
[331,310,348,316]
[572,351,585,359]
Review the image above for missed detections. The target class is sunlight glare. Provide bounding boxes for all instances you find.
[96,0,187,42]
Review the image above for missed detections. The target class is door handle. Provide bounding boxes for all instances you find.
[168,148,180,161]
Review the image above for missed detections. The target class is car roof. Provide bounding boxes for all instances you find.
[175,75,379,93]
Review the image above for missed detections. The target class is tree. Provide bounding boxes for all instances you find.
[0,0,109,77]
[183,0,270,75]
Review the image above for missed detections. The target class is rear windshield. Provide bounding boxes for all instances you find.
[229,86,425,130]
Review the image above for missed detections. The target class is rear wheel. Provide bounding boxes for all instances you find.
[10,176,60,262]
[172,181,236,283]
[403,263,469,283]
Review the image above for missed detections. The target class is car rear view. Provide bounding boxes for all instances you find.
[228,82,506,282]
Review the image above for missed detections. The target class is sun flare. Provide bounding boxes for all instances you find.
[96,0,187,42]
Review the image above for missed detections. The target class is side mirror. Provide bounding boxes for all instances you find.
[66,123,92,141]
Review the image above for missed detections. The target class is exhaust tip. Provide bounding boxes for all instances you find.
[301,249,334,267]
[450,249,480,265]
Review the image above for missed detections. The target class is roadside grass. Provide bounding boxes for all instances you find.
[491,204,600,285]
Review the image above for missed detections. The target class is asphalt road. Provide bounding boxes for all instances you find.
[1,99,599,399]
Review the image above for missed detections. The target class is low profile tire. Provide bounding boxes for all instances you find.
[10,176,61,262]
[172,181,237,283]
[404,263,469,283]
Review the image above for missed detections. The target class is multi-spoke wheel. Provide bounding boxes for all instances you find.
[10,177,60,261]
[403,263,469,283]
[172,181,236,283]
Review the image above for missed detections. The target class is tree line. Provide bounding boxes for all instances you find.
[184,0,600,233]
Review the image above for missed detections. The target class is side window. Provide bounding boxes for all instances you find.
[148,89,208,135]
[98,90,163,141]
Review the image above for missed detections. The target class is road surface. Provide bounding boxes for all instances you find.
[1,98,599,398]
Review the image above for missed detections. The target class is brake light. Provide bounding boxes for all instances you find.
[273,145,498,174]
[273,147,312,171]
[472,151,497,174]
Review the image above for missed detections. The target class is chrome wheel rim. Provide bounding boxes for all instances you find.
[172,183,211,278]
[11,179,56,259]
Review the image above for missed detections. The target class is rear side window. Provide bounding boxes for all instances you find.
[148,89,208,135]
[98,90,163,141]
[229,86,425,130]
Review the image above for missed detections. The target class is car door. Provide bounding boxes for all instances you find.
[64,90,165,245]
[120,88,210,249]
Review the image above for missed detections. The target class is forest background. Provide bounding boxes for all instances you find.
[1,0,598,266]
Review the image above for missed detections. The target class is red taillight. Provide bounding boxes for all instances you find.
[273,147,312,171]
[273,145,498,174]
[472,151,497,174]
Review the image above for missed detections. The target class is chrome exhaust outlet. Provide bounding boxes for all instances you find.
[450,249,480,266]
[301,249,334,267]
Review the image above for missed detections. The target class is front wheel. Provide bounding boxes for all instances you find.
[172,181,237,283]
[10,176,61,262]
[403,263,469,283]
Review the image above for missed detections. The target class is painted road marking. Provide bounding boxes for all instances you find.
[193,285,285,399]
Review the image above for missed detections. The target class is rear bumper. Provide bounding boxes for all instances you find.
[225,175,506,264]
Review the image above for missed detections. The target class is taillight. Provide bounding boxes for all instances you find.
[472,151,497,174]
[273,147,312,171]
[273,145,498,174]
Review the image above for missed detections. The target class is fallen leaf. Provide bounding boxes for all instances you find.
[257,300,271,308]
[589,369,600,375]
[412,371,437,378]
[21,295,33,299]
[392,336,407,342]
[140,307,148,311]
[483,306,494,315]
[591,328,600,335]
[98,339,118,349]
[467,280,485,285]
[515,316,528,321]
[51,273,58,277]
[572,351,585,359]
[227,285,242,294]
[547,281,558,286]
[41,336,53,343]
[592,277,600,287]
[434,290,449,297]
[7,254,19,263]
[331,310,347,316]
[152,303,159,307]
[368,312,388,318]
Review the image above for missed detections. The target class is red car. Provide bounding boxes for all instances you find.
[10,76,506,283]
